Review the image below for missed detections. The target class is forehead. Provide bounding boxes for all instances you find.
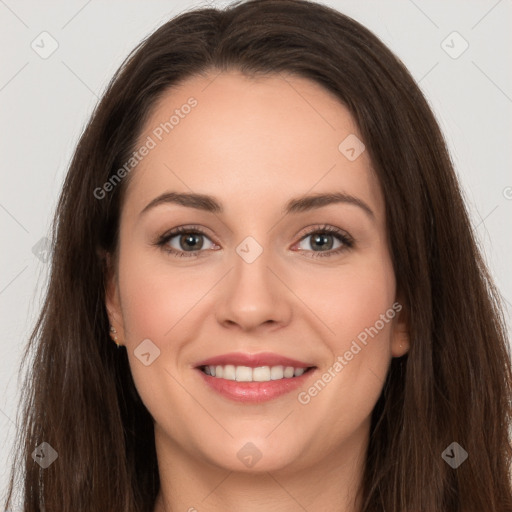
[123,70,384,222]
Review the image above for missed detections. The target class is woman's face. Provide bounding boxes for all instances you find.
[106,70,409,474]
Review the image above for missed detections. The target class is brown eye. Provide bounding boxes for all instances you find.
[176,233,205,251]
[294,225,353,258]
[157,226,217,258]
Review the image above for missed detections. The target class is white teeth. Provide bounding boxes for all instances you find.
[235,366,253,382]
[202,364,310,382]
[223,364,236,380]
[283,366,294,378]
[270,365,284,380]
[253,366,271,382]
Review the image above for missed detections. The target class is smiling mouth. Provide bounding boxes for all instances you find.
[199,364,316,382]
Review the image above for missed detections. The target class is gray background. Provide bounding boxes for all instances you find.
[1,0,511,504]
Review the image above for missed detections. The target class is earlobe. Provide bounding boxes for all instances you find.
[391,303,410,358]
[104,252,125,347]
[391,330,410,358]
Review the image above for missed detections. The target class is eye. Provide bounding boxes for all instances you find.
[156,225,217,258]
[293,225,353,258]
[155,224,353,259]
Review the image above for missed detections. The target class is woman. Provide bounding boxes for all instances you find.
[3,0,512,510]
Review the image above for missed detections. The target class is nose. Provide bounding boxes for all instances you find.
[215,246,293,333]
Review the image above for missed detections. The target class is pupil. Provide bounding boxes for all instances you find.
[312,233,333,251]
[177,233,334,252]
[181,233,202,251]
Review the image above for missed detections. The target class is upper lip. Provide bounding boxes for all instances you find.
[194,352,315,369]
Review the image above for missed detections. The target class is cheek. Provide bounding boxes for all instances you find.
[330,275,395,354]
[117,246,207,344]
[294,254,396,438]
[303,253,396,354]
[115,248,200,415]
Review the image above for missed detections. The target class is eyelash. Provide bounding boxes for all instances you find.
[154,224,354,259]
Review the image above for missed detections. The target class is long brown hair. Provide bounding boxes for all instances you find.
[3,1,512,510]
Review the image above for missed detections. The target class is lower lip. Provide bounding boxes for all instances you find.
[196,367,316,403]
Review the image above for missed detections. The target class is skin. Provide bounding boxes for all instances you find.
[106,70,409,512]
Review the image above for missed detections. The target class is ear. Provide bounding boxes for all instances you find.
[390,300,410,358]
[104,252,125,345]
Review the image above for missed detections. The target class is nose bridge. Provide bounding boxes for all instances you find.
[215,234,292,331]
[233,236,273,292]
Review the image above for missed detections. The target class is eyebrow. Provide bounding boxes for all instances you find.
[139,191,374,219]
